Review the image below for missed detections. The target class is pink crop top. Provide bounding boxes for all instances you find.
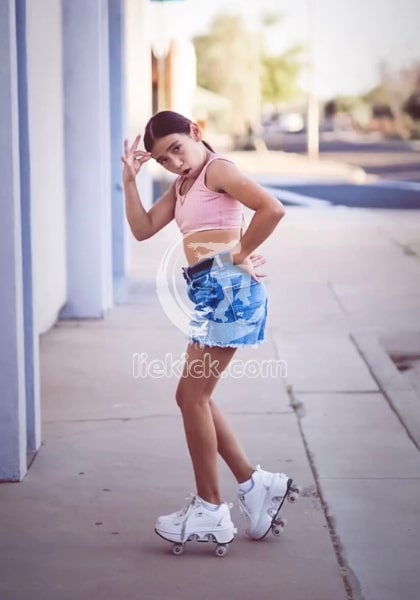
[174,156,243,234]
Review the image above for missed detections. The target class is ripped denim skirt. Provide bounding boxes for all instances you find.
[182,251,268,348]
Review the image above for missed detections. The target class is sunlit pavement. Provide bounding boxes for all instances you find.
[1,152,420,600]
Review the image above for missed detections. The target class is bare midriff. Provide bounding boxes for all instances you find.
[183,228,241,266]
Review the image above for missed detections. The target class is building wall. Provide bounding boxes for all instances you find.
[26,0,67,333]
[169,38,196,119]
[0,0,154,481]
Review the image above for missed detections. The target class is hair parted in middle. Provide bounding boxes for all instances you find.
[143,110,214,153]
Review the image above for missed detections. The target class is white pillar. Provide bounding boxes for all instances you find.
[124,0,153,211]
[306,0,319,159]
[108,0,128,298]
[26,0,67,333]
[0,0,27,481]
[17,0,41,461]
[61,0,113,318]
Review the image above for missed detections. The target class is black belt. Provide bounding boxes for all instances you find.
[184,257,214,279]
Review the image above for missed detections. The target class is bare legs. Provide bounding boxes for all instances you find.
[175,343,253,504]
[209,400,253,484]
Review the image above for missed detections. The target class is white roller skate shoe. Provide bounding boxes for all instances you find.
[155,495,237,556]
[238,465,299,540]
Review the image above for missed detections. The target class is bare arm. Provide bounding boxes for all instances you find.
[124,179,176,241]
[206,160,286,264]
[122,135,175,240]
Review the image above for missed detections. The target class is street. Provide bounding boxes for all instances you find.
[263,182,420,210]
[264,132,420,182]
[258,132,420,209]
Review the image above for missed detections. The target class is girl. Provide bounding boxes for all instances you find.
[122,111,297,547]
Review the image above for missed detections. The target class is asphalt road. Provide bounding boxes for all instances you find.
[264,132,420,182]
[264,181,420,209]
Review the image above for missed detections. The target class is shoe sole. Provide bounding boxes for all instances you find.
[155,528,237,557]
[251,477,294,541]
[155,527,236,545]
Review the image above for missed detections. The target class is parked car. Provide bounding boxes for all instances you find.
[263,112,304,134]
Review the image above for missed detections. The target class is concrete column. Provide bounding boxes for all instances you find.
[16,0,41,461]
[0,0,27,481]
[108,0,127,301]
[61,0,113,318]
[26,0,67,333]
[124,0,153,210]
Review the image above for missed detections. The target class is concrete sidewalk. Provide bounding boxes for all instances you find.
[1,153,420,600]
[223,149,368,183]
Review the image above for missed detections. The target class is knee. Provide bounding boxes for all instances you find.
[175,387,211,412]
[175,387,184,409]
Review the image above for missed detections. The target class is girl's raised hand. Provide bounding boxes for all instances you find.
[121,134,151,183]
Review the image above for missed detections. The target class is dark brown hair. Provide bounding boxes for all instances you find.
[144,110,214,153]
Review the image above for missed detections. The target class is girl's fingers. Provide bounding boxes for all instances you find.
[250,253,266,261]
[134,152,152,162]
[250,257,266,268]
[129,134,141,153]
[250,269,266,281]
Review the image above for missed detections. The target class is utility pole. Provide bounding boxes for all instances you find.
[306,0,319,159]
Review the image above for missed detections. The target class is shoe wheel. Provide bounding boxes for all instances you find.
[271,526,283,537]
[172,544,184,556]
[273,516,287,528]
[288,488,301,503]
[215,544,228,557]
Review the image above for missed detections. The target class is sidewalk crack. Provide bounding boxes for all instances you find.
[286,383,364,600]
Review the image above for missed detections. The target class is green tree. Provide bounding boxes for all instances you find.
[404,92,420,120]
[193,13,304,134]
[364,61,420,121]
[258,11,303,105]
[403,71,420,121]
[194,14,262,136]
[261,46,303,105]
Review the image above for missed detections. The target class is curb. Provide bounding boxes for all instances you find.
[351,332,420,450]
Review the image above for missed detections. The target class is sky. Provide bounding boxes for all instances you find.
[155,0,420,99]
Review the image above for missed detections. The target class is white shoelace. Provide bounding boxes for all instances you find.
[237,494,251,519]
[177,493,198,518]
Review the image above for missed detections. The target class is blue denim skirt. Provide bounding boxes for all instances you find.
[182,252,268,348]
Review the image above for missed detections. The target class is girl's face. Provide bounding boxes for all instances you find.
[150,125,208,177]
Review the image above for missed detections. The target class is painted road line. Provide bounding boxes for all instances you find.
[370,180,420,192]
[263,186,331,208]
